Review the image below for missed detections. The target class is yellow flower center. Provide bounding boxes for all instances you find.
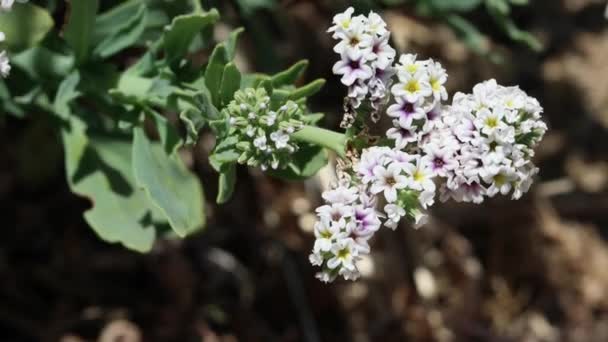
[493,174,506,186]
[320,230,332,239]
[406,64,418,73]
[413,170,425,182]
[431,79,441,91]
[337,248,350,259]
[486,117,498,128]
[341,19,351,29]
[404,80,420,93]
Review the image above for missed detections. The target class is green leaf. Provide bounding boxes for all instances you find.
[93,4,147,58]
[235,0,277,15]
[267,144,327,180]
[0,3,54,51]
[65,0,99,64]
[53,71,81,119]
[147,109,182,154]
[132,127,205,237]
[225,27,244,61]
[424,0,481,13]
[175,85,219,143]
[62,116,159,252]
[0,80,25,117]
[204,43,228,107]
[163,10,220,66]
[11,47,74,80]
[219,63,241,107]
[271,60,308,87]
[216,163,236,204]
[288,79,325,100]
[93,0,143,44]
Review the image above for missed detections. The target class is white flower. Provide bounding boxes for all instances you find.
[322,184,358,204]
[475,108,506,136]
[253,135,268,151]
[328,7,357,36]
[270,130,289,149]
[384,203,405,230]
[408,157,436,192]
[391,70,432,103]
[370,163,408,202]
[366,11,388,36]
[313,219,346,253]
[333,19,370,54]
[387,125,417,149]
[332,48,373,86]
[481,165,517,197]
[0,51,10,78]
[423,145,458,177]
[387,96,425,128]
[362,34,395,70]
[397,54,427,76]
[0,0,13,12]
[316,203,353,226]
[327,238,358,271]
[427,60,448,101]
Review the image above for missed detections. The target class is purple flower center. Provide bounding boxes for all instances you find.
[400,128,412,138]
[401,102,416,118]
[427,109,439,121]
[433,157,445,169]
[373,43,380,54]
[355,209,367,221]
[348,59,361,70]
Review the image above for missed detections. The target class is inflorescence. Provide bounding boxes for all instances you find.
[222,88,305,171]
[328,7,396,125]
[0,0,14,78]
[312,7,547,282]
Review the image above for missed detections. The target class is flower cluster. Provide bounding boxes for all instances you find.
[312,8,547,283]
[428,79,547,203]
[329,7,396,113]
[386,54,447,150]
[309,182,381,282]
[356,146,435,229]
[0,0,14,78]
[222,88,304,171]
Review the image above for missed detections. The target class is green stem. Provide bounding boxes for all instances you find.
[292,125,347,158]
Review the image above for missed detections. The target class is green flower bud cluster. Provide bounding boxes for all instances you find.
[223,87,305,170]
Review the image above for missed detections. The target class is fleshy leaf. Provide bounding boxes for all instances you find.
[216,163,237,204]
[288,79,325,100]
[11,47,74,80]
[0,3,54,51]
[204,43,228,107]
[219,63,241,107]
[62,117,160,252]
[163,10,220,66]
[93,3,147,58]
[271,60,308,87]
[65,0,99,64]
[132,127,205,237]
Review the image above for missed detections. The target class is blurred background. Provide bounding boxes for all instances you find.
[2,0,608,341]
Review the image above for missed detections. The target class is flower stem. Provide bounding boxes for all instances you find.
[292,125,347,158]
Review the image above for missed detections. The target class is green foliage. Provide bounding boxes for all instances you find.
[163,10,220,67]
[132,127,205,237]
[0,3,54,51]
[3,2,332,251]
[65,0,99,64]
[62,116,159,252]
[349,0,541,56]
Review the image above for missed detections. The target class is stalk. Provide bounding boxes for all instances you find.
[292,125,347,158]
